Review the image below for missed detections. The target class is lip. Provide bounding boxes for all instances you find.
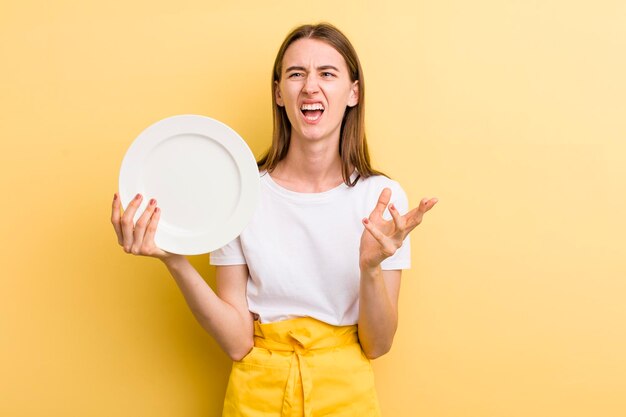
[300,99,325,106]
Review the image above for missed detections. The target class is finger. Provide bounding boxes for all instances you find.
[388,203,405,232]
[142,207,167,258]
[121,193,143,252]
[111,193,124,245]
[131,198,157,255]
[143,206,161,250]
[371,188,392,220]
[362,218,397,257]
[420,197,438,213]
[405,197,438,230]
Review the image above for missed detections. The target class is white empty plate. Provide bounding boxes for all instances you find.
[119,115,260,255]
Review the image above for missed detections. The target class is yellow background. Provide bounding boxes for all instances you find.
[1,1,625,416]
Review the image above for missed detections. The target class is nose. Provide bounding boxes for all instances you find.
[302,74,320,95]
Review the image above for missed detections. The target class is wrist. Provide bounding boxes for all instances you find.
[359,262,382,276]
[161,253,187,269]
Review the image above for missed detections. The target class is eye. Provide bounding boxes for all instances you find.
[288,72,304,78]
[321,72,336,78]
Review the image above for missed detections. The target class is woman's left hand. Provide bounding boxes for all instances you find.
[359,188,438,270]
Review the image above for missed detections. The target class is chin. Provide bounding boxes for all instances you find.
[296,125,340,143]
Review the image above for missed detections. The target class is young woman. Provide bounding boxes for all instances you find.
[111,23,437,417]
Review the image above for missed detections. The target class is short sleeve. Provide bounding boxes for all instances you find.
[209,236,247,265]
[380,182,411,270]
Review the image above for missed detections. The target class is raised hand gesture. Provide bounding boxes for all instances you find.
[360,188,437,270]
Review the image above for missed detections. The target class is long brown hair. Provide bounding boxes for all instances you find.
[257,23,384,186]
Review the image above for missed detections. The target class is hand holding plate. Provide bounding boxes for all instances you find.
[111,192,179,261]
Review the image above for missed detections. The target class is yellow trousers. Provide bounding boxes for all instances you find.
[222,317,382,417]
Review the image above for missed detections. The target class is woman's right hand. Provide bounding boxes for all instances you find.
[111,192,179,262]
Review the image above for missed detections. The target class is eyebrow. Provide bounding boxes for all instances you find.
[285,65,341,73]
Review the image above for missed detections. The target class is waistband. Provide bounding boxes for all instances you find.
[253,316,358,352]
[252,317,360,417]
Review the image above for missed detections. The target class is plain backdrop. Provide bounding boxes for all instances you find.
[1,1,625,416]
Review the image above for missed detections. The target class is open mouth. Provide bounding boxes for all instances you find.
[300,103,325,122]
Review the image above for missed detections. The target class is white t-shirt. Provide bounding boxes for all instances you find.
[209,171,411,326]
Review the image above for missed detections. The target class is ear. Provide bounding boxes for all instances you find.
[275,81,284,107]
[347,80,359,107]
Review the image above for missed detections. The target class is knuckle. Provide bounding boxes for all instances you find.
[123,246,131,254]
[131,247,141,256]
[143,246,157,257]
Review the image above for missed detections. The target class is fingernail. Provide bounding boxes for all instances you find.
[390,204,396,211]
[113,193,118,201]
[155,207,160,214]
[363,218,369,224]
[135,193,141,200]
[149,198,156,205]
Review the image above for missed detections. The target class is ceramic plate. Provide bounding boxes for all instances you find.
[119,115,259,255]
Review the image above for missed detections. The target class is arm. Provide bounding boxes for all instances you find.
[358,267,401,359]
[111,193,254,361]
[164,259,254,361]
[358,187,437,359]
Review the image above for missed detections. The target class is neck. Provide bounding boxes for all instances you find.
[271,134,346,193]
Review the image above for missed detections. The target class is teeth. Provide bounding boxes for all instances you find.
[301,103,325,111]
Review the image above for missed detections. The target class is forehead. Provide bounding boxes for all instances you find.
[282,38,348,71]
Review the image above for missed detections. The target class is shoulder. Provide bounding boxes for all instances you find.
[355,174,410,212]
[355,174,406,195]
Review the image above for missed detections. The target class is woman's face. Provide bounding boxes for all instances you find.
[275,38,358,144]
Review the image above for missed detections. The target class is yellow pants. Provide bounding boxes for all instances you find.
[222,317,382,417]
